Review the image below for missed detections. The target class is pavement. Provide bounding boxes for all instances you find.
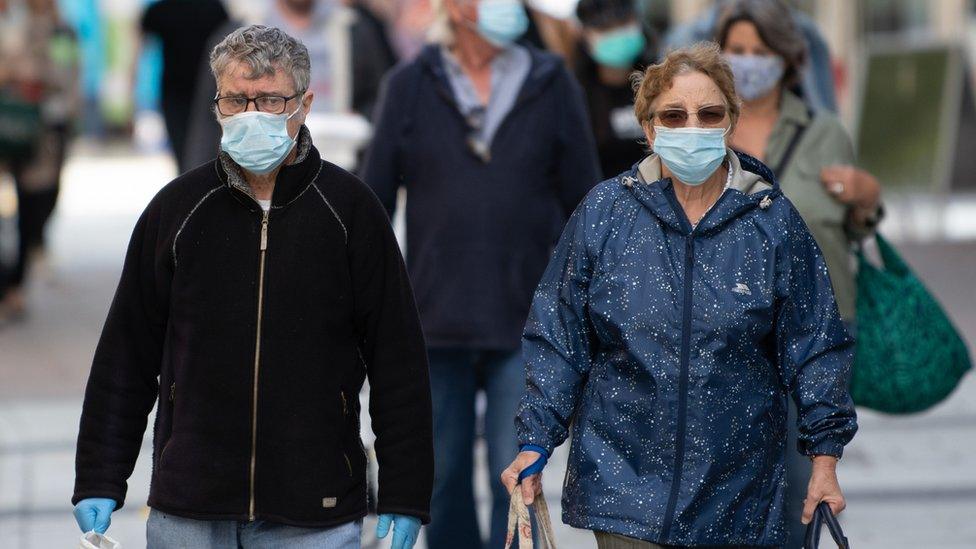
[1,145,975,548]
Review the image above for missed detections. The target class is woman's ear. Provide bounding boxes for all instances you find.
[642,120,655,147]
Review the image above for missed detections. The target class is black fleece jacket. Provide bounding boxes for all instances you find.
[72,130,433,526]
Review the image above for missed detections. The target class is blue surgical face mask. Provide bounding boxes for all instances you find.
[475,0,529,47]
[652,126,729,186]
[219,102,303,174]
[590,24,646,69]
[725,53,785,102]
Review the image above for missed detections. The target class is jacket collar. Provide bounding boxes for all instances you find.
[624,150,780,235]
[217,125,322,209]
[418,42,563,108]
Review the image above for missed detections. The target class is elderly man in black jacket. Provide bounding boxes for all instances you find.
[72,25,432,549]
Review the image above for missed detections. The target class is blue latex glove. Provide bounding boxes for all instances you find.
[376,513,421,549]
[518,444,548,482]
[73,498,117,534]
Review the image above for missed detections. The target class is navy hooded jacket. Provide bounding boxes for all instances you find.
[516,152,857,547]
[362,44,600,350]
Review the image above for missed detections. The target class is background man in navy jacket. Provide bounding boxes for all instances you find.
[362,0,600,546]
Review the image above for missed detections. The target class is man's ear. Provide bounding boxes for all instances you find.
[302,90,314,116]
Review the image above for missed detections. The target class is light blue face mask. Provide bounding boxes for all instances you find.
[591,24,646,69]
[652,126,729,186]
[219,102,303,174]
[725,53,785,101]
[475,0,529,47]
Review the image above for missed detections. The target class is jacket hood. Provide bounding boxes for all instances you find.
[622,150,781,235]
[417,43,564,107]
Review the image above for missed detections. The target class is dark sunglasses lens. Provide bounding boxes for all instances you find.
[699,107,727,125]
[659,110,688,128]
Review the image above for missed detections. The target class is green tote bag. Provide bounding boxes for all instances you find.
[851,233,972,414]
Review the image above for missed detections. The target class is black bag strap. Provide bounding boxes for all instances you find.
[772,118,809,178]
[804,502,851,549]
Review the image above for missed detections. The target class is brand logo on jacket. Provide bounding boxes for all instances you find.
[322,497,337,508]
[732,283,752,296]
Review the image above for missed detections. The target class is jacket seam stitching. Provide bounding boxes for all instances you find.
[172,186,223,268]
[310,169,349,244]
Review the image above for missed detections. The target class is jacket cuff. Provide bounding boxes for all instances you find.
[517,435,555,457]
[801,439,845,459]
[71,489,125,511]
[376,504,431,525]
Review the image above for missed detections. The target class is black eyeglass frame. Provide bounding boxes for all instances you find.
[213,91,305,116]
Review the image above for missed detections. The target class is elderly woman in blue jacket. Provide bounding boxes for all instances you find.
[501,42,857,548]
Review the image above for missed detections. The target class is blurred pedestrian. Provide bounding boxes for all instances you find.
[574,0,655,177]
[664,0,837,113]
[72,25,432,548]
[715,1,883,544]
[362,0,600,545]
[139,0,228,172]
[182,0,397,170]
[0,0,79,322]
[502,42,858,548]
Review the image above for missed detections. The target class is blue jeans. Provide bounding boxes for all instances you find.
[146,509,362,548]
[426,348,530,549]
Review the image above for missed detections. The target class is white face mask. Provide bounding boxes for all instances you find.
[219,102,303,174]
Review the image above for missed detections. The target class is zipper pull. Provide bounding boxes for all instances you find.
[340,391,347,415]
[260,211,269,251]
[169,382,175,402]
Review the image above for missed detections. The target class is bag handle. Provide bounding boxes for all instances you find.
[803,502,851,549]
[505,488,557,549]
[855,233,910,277]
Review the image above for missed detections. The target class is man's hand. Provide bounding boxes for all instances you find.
[73,498,117,533]
[500,450,545,505]
[802,455,846,524]
[376,513,421,549]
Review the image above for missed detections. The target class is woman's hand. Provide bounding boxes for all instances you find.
[802,455,846,524]
[820,165,881,211]
[500,450,545,505]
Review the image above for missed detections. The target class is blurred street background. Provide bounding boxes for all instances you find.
[2,0,976,548]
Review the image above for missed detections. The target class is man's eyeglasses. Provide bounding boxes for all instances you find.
[651,106,728,128]
[213,92,304,116]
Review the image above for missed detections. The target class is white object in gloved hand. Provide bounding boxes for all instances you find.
[79,531,121,549]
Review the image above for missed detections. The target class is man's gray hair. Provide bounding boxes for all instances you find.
[210,25,311,92]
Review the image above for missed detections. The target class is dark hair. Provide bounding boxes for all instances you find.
[576,0,638,29]
[715,0,806,88]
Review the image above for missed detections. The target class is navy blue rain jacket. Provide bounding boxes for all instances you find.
[516,152,857,547]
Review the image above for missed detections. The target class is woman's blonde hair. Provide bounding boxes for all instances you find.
[631,42,740,129]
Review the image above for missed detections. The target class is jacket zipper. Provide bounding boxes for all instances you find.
[661,233,695,539]
[248,210,270,521]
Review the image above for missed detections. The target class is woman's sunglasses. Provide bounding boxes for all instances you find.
[652,106,728,128]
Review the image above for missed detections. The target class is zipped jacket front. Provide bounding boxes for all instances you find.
[516,152,857,547]
[73,132,434,527]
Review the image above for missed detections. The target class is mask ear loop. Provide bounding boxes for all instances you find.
[286,92,307,121]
